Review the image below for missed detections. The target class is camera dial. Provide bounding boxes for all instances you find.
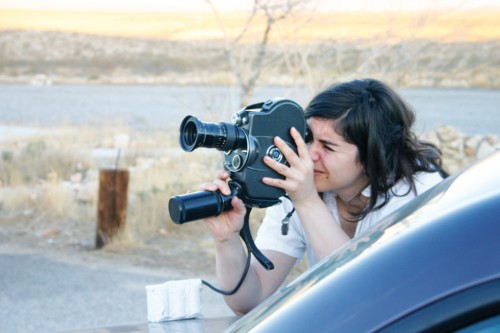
[231,111,249,127]
[231,155,243,169]
[224,135,258,172]
[266,145,284,163]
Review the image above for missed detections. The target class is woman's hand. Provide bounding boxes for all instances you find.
[262,127,318,204]
[201,170,247,243]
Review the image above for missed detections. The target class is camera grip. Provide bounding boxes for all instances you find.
[239,208,274,270]
[169,190,233,224]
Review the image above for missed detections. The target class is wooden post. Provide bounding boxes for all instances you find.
[96,169,129,249]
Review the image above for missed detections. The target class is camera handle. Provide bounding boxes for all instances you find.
[240,206,274,270]
[226,180,275,270]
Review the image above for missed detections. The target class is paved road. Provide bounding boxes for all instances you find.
[1,84,499,136]
[0,245,232,333]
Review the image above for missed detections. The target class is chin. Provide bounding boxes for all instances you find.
[314,182,332,194]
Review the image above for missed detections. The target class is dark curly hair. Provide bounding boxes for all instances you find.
[305,78,448,221]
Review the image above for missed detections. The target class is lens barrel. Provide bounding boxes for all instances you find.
[169,190,234,224]
[179,116,246,152]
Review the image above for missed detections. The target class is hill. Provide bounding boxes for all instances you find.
[0,10,499,87]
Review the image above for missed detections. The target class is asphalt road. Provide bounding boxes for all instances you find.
[0,245,232,333]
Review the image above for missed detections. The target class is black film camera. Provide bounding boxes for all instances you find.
[168,98,306,270]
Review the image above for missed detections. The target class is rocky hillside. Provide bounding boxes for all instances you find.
[1,29,499,87]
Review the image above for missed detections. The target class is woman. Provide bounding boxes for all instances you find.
[202,78,448,314]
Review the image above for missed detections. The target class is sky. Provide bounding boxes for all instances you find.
[0,0,498,12]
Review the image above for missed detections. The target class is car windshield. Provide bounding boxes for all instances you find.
[227,152,500,332]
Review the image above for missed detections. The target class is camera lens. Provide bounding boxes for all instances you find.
[180,116,247,152]
[169,191,227,224]
[169,182,241,224]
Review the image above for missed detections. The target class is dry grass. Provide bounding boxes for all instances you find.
[0,122,293,259]
[0,125,222,248]
[0,124,287,279]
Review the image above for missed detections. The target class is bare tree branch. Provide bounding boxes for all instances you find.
[204,0,312,106]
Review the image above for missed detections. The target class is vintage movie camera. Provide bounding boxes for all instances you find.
[168,98,306,270]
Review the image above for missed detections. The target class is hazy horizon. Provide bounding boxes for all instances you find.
[0,0,499,13]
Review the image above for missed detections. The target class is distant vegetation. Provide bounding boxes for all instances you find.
[0,10,499,89]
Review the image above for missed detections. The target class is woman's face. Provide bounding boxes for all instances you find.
[307,118,368,199]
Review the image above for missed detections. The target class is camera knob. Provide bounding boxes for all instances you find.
[232,154,243,169]
[231,111,248,126]
[266,146,284,163]
[231,113,242,125]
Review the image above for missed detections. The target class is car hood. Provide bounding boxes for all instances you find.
[57,316,238,333]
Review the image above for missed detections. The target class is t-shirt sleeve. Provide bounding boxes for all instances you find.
[255,202,307,260]
[356,171,444,235]
[414,171,444,195]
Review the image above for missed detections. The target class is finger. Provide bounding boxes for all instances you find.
[290,127,309,159]
[231,196,246,211]
[213,178,232,195]
[217,170,230,180]
[200,181,219,192]
[262,176,288,190]
[273,135,301,167]
[200,178,231,195]
[263,155,290,175]
[273,135,294,155]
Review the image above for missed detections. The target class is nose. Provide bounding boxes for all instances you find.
[308,141,320,161]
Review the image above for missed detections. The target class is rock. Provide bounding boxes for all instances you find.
[436,126,462,142]
[114,133,130,148]
[430,126,500,174]
[76,181,98,203]
[70,172,83,183]
[477,141,497,159]
[39,226,61,238]
[464,135,481,157]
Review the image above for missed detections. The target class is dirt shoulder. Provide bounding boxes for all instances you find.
[0,212,218,279]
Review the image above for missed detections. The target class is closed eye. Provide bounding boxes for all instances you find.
[324,145,335,152]
[319,139,338,152]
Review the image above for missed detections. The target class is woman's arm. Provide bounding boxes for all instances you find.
[213,235,297,314]
[202,172,297,314]
[262,127,351,260]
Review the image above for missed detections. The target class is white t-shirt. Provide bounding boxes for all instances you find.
[255,171,444,266]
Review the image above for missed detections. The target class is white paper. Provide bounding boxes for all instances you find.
[146,279,203,322]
